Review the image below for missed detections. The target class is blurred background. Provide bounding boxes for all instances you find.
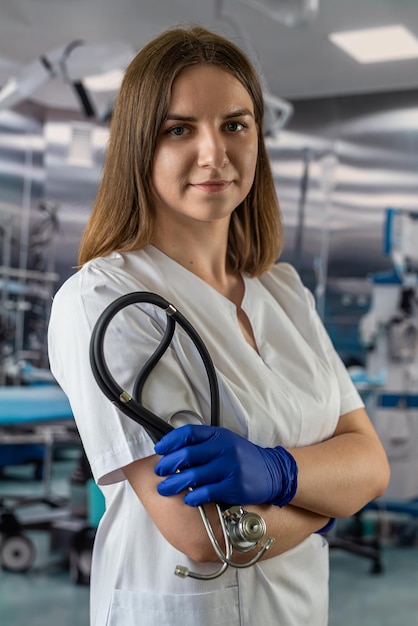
[1,1,418,624]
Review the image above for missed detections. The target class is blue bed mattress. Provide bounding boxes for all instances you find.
[0,385,73,425]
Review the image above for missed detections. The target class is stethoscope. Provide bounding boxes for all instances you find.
[89,291,274,580]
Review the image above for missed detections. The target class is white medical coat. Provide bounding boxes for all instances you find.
[48,245,363,626]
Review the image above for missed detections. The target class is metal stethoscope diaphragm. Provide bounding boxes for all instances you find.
[89,291,275,580]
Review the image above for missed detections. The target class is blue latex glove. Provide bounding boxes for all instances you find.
[154,424,298,508]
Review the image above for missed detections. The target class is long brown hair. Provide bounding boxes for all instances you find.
[78,25,283,276]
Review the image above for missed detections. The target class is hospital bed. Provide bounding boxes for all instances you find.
[0,383,83,573]
[0,384,79,496]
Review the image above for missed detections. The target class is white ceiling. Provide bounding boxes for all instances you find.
[1,0,418,113]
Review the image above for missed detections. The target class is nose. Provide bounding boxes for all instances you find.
[196,128,229,169]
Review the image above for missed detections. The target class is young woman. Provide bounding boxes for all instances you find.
[48,25,390,626]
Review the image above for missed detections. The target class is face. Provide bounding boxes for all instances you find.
[151,64,258,231]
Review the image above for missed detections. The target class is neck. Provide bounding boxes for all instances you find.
[151,220,244,302]
[152,221,230,283]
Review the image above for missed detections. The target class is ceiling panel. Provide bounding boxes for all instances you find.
[0,0,418,110]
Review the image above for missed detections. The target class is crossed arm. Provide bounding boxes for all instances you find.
[123,406,390,563]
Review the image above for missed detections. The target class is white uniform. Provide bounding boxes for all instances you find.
[48,245,363,626]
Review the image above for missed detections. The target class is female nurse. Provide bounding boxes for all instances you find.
[48,25,390,626]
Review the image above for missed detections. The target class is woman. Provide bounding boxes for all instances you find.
[48,25,390,626]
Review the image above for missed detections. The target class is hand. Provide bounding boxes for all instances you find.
[154,424,298,507]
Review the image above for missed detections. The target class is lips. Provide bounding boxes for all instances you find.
[192,180,232,193]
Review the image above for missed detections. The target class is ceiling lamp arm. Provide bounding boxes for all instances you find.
[59,40,96,118]
[0,55,54,111]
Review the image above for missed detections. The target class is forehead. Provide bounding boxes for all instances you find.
[168,64,254,112]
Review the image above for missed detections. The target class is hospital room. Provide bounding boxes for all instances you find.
[0,0,418,624]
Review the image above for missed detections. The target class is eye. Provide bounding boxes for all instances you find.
[225,121,246,132]
[167,125,189,137]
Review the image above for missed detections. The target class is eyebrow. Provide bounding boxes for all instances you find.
[164,108,254,122]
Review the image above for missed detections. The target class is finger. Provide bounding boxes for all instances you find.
[157,459,224,495]
[154,440,220,476]
[157,472,192,496]
[183,485,214,506]
[184,482,239,507]
[154,449,189,476]
[154,424,217,455]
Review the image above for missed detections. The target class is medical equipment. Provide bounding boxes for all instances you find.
[0,384,83,574]
[89,291,275,580]
[1,203,60,386]
[359,208,418,500]
[327,208,418,574]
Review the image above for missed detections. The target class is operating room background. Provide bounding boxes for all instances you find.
[0,86,412,371]
[2,0,418,374]
[1,1,418,624]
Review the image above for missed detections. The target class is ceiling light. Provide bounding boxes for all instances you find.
[329,25,418,64]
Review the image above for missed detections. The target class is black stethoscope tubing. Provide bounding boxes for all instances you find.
[89,291,220,443]
[89,291,275,579]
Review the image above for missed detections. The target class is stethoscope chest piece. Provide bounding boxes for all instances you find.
[224,506,267,552]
